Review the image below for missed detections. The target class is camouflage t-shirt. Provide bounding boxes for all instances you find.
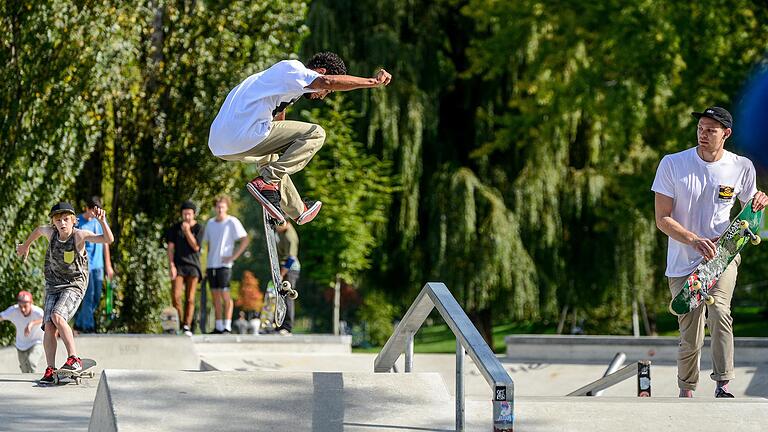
[44,228,89,295]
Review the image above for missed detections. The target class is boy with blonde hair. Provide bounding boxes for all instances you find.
[16,202,114,383]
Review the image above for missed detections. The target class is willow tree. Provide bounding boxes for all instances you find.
[464,0,768,331]
[0,1,108,343]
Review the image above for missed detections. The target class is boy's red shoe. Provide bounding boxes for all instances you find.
[39,366,56,384]
[60,355,82,372]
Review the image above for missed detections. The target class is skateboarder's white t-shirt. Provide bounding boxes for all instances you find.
[0,304,44,350]
[208,60,322,157]
[652,147,757,277]
[203,216,248,269]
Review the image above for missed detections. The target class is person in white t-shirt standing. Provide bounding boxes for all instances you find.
[203,196,250,334]
[209,52,392,224]
[0,291,44,373]
[652,106,768,398]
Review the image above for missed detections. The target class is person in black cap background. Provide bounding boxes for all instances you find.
[652,106,768,398]
[16,201,114,383]
[165,200,204,336]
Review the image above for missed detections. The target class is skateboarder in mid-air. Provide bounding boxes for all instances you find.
[16,202,114,383]
[208,52,392,223]
[652,106,768,398]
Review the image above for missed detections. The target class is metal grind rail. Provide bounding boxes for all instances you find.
[373,282,514,431]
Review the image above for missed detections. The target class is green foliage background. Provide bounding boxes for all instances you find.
[2,0,768,344]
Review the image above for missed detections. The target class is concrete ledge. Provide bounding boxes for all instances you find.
[0,335,200,373]
[467,396,768,432]
[192,334,352,354]
[505,335,768,364]
[88,369,454,432]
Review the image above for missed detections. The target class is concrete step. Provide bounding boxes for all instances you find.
[505,335,768,365]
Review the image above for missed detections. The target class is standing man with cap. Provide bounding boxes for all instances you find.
[166,200,204,336]
[16,202,114,383]
[74,196,115,333]
[652,106,768,398]
[0,291,44,373]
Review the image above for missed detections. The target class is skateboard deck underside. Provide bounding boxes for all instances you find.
[263,211,287,327]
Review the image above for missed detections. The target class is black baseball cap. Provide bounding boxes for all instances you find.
[692,106,733,129]
[49,202,76,217]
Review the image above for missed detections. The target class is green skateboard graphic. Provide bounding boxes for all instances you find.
[669,199,763,316]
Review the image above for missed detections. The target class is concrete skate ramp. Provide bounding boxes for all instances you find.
[90,369,768,432]
[89,370,458,432]
[0,335,199,373]
[505,335,768,365]
[493,396,768,432]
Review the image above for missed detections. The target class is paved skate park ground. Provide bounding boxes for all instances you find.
[2,334,768,431]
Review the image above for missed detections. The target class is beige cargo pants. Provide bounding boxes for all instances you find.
[667,254,740,391]
[219,120,326,220]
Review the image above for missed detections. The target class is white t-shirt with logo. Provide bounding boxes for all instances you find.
[203,216,248,269]
[0,304,44,350]
[208,60,322,157]
[651,147,757,277]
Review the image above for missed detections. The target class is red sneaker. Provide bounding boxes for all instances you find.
[60,355,82,371]
[246,177,284,222]
[39,366,56,384]
[296,199,322,225]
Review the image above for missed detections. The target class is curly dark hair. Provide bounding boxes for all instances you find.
[306,52,347,75]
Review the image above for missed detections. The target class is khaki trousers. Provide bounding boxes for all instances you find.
[668,254,740,390]
[219,121,326,219]
[17,343,44,373]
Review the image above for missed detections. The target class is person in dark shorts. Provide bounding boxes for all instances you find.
[16,202,114,383]
[203,196,249,334]
[166,201,204,336]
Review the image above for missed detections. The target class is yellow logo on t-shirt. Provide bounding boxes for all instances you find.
[718,185,734,200]
[63,250,75,264]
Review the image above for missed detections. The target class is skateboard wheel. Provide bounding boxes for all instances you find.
[739,220,749,230]
[281,281,291,291]
[692,280,702,290]
[287,289,299,300]
[751,235,761,246]
[705,296,716,305]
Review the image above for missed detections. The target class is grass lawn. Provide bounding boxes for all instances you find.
[353,306,768,354]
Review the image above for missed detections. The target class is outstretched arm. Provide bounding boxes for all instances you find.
[16,226,53,261]
[306,68,392,92]
[80,208,114,244]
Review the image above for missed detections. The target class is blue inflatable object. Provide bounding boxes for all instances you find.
[734,69,768,169]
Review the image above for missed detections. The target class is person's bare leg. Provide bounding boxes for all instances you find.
[52,313,77,357]
[43,322,57,367]
[212,290,223,321]
[223,291,233,322]
[171,277,184,328]
[183,276,198,328]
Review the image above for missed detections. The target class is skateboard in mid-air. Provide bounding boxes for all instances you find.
[42,358,97,385]
[256,206,298,328]
[669,199,763,316]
